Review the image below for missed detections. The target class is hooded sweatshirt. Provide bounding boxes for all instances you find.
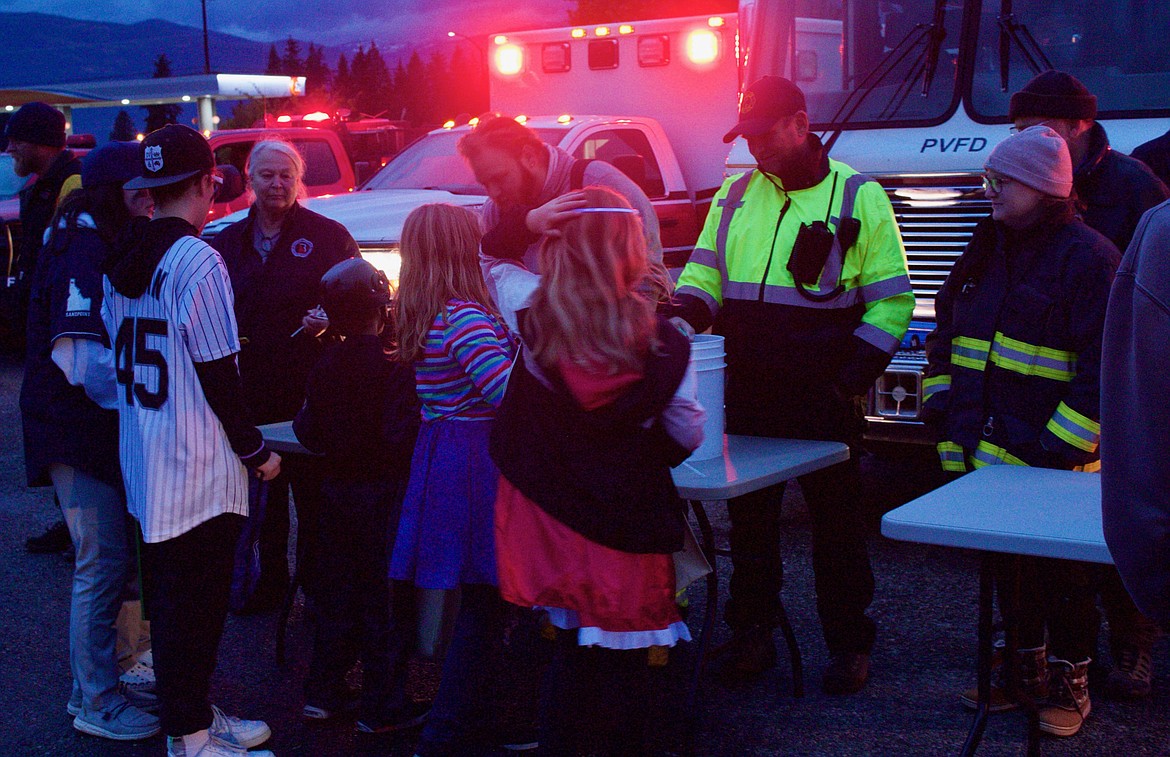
[105,215,269,469]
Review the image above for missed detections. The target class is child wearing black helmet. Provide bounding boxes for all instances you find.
[292,258,429,733]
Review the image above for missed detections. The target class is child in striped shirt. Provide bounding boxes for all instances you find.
[389,203,515,757]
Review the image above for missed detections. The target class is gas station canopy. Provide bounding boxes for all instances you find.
[0,73,305,134]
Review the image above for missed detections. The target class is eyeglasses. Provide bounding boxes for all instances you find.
[211,172,224,199]
[1009,120,1056,135]
[981,174,1013,193]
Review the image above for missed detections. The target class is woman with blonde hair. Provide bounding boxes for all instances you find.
[389,203,516,757]
[490,186,704,754]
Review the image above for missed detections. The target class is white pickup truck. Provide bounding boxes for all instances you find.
[204,112,718,277]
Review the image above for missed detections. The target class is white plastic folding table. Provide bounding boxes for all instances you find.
[882,465,1110,756]
[672,435,850,750]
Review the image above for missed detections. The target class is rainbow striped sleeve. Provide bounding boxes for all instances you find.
[444,302,514,408]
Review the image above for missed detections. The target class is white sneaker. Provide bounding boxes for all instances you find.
[169,731,275,756]
[209,704,272,749]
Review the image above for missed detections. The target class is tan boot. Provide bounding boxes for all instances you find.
[1107,617,1159,700]
[960,643,1048,713]
[1038,658,1091,737]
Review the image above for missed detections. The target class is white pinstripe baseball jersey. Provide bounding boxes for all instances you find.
[102,235,249,543]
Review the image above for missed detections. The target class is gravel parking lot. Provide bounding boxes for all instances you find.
[1,350,1167,756]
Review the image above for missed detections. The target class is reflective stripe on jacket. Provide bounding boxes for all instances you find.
[924,211,1120,472]
[673,158,912,434]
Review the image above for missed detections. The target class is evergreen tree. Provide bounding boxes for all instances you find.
[402,51,426,125]
[424,52,449,124]
[143,53,183,134]
[267,44,282,74]
[110,110,137,141]
[361,43,392,117]
[335,54,350,101]
[304,43,332,97]
[223,98,267,130]
[447,46,488,119]
[282,37,304,74]
[389,60,408,120]
[153,52,173,78]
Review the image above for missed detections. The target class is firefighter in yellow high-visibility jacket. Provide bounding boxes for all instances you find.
[668,76,913,695]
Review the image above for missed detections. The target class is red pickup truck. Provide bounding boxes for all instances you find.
[207,127,356,219]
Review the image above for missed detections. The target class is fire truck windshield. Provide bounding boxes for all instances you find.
[742,0,964,129]
[969,0,1170,120]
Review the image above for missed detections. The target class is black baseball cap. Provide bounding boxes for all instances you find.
[124,124,214,190]
[82,141,144,189]
[723,76,807,143]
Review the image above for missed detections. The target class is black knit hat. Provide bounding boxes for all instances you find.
[4,102,66,148]
[1009,70,1097,122]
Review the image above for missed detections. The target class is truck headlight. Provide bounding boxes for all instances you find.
[360,245,402,289]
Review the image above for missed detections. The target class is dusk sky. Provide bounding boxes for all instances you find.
[4,0,570,48]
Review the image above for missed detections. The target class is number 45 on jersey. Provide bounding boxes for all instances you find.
[115,317,169,409]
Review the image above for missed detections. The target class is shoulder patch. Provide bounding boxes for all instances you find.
[65,278,92,317]
[291,238,314,258]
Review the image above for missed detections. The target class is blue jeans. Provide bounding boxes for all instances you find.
[51,464,133,713]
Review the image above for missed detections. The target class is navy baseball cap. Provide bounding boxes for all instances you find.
[82,141,144,189]
[125,124,214,190]
[723,76,807,143]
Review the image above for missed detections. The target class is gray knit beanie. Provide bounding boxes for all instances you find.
[984,125,1073,198]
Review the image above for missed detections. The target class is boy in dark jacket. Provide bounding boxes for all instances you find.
[293,258,427,733]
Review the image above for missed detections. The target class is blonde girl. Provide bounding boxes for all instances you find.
[389,203,515,757]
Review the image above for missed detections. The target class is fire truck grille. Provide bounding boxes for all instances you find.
[884,182,990,312]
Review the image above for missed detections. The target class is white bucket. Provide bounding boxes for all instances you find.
[688,334,726,461]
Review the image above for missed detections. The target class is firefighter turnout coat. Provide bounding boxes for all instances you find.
[673,150,913,438]
[923,208,1120,472]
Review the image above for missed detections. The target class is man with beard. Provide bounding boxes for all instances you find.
[458,115,663,328]
[6,102,83,554]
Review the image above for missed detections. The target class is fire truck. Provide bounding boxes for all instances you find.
[733,0,1170,444]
